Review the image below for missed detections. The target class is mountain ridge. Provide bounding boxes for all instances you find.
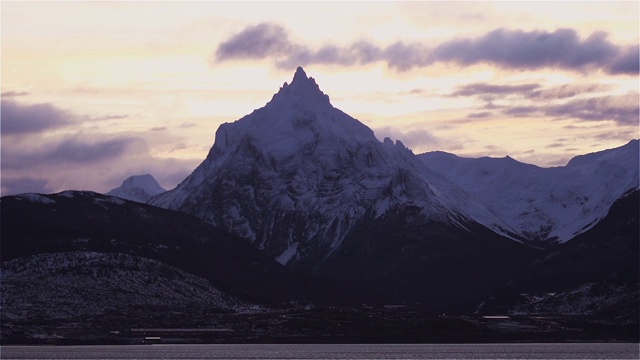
[419,139,639,242]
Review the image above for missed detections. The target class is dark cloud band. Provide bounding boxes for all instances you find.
[1,91,30,97]
[452,83,540,97]
[1,99,74,135]
[214,23,638,75]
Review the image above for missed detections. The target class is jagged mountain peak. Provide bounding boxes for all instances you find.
[269,66,331,107]
[207,68,375,163]
[292,66,308,82]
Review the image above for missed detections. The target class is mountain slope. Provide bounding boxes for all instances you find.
[1,251,250,322]
[150,67,516,269]
[483,189,639,319]
[419,140,639,242]
[106,174,166,203]
[0,191,340,304]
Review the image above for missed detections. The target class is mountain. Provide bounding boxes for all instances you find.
[147,67,544,309]
[150,67,517,269]
[418,140,639,243]
[106,174,166,203]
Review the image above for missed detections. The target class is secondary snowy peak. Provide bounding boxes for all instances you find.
[150,68,512,266]
[419,140,639,243]
[106,174,166,203]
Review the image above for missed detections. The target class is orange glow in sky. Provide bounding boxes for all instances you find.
[1,1,638,195]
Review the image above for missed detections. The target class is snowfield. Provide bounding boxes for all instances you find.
[419,140,639,242]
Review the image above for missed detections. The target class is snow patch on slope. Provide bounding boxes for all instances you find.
[15,193,55,204]
[276,242,299,265]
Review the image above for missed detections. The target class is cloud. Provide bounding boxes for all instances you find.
[545,142,565,148]
[466,112,494,119]
[285,41,385,68]
[1,91,30,97]
[214,23,637,75]
[0,99,200,196]
[378,41,430,71]
[49,137,144,164]
[150,126,167,131]
[0,176,53,195]
[545,93,639,125]
[527,83,611,100]
[215,23,298,61]
[1,99,74,135]
[215,23,386,69]
[607,45,640,75]
[2,135,146,170]
[452,81,637,125]
[592,130,639,141]
[1,99,129,136]
[496,93,639,124]
[1,131,199,196]
[504,106,540,117]
[90,114,129,121]
[169,143,189,152]
[452,83,540,97]
[428,29,624,73]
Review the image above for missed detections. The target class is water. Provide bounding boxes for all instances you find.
[2,343,638,359]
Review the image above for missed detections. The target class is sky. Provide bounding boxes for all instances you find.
[1,1,638,196]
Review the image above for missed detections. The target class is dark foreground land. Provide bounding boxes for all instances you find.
[2,306,638,345]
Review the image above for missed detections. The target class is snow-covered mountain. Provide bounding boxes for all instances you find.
[150,67,514,267]
[106,174,165,203]
[419,140,639,242]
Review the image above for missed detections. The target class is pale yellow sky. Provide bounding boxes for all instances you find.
[1,1,638,195]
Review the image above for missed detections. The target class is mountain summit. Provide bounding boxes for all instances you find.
[269,66,331,106]
[150,68,513,272]
[106,174,165,203]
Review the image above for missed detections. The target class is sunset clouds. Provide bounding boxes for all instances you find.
[1,1,638,195]
[1,98,199,195]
